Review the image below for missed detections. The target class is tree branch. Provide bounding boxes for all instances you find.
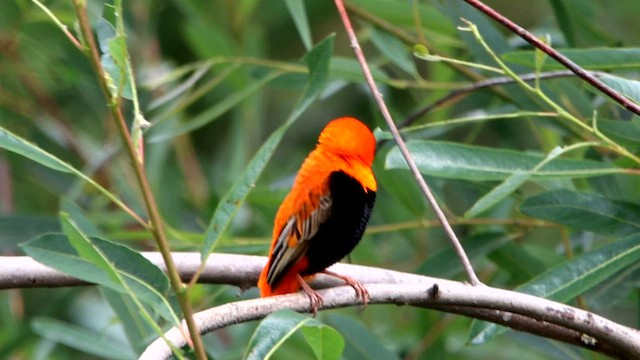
[2,253,639,358]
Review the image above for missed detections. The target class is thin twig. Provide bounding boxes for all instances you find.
[462,0,640,117]
[333,0,481,286]
[70,2,206,358]
[400,70,608,128]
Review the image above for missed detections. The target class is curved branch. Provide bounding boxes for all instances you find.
[3,253,638,358]
[140,281,638,360]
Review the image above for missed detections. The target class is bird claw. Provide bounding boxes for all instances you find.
[298,274,324,316]
[323,270,369,307]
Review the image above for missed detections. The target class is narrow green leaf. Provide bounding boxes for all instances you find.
[487,243,548,283]
[502,48,640,70]
[330,57,389,83]
[348,0,455,35]
[244,309,325,360]
[548,0,575,46]
[31,317,136,360]
[469,233,640,344]
[0,127,139,222]
[598,118,640,147]
[465,146,570,219]
[97,19,132,99]
[100,288,156,354]
[21,230,178,325]
[370,27,415,75]
[60,198,102,238]
[151,70,282,141]
[107,35,131,98]
[464,172,529,218]
[61,213,117,279]
[201,35,334,261]
[418,232,513,278]
[326,314,399,360]
[0,215,59,244]
[385,141,619,181]
[284,0,312,50]
[597,74,640,104]
[0,128,71,173]
[520,190,640,236]
[301,325,344,360]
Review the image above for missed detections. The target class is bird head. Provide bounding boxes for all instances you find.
[317,117,376,166]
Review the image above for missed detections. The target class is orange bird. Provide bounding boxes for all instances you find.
[257,117,377,312]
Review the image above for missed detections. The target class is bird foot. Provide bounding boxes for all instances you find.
[322,270,369,307]
[297,274,324,316]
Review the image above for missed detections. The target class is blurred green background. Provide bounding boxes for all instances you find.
[1,0,640,359]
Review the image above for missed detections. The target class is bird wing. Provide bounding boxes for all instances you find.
[266,193,333,287]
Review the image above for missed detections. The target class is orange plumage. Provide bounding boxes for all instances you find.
[258,117,377,308]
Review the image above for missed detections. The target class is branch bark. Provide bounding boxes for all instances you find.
[2,253,639,359]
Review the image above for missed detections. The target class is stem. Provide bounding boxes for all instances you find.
[462,20,640,166]
[333,0,481,286]
[462,0,640,117]
[31,0,83,49]
[71,2,206,358]
[400,70,608,128]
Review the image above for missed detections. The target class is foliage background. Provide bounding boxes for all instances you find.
[1,0,640,359]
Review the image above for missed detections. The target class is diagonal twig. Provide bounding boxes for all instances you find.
[333,0,481,285]
[463,0,640,117]
[400,70,609,128]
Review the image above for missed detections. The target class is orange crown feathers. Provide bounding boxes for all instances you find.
[317,117,376,166]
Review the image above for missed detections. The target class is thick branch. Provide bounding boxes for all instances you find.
[2,253,639,358]
[139,282,638,360]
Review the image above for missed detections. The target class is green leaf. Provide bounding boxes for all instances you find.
[150,69,282,141]
[469,233,640,344]
[0,127,138,222]
[284,0,312,50]
[597,74,640,104]
[487,243,548,283]
[502,48,640,70]
[244,309,341,360]
[301,325,345,360]
[465,146,571,219]
[464,172,530,219]
[100,288,156,354]
[0,215,59,245]
[370,27,415,75]
[31,317,136,360]
[417,232,514,278]
[598,118,640,147]
[520,190,640,236]
[348,0,455,35]
[385,141,619,181]
[96,19,132,99]
[201,35,334,261]
[548,0,576,46]
[326,314,399,360]
[330,57,389,83]
[21,227,178,326]
[0,128,71,173]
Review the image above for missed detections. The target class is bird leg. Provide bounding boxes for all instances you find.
[297,274,324,316]
[322,270,369,307]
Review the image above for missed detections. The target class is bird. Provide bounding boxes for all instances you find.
[257,117,377,314]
